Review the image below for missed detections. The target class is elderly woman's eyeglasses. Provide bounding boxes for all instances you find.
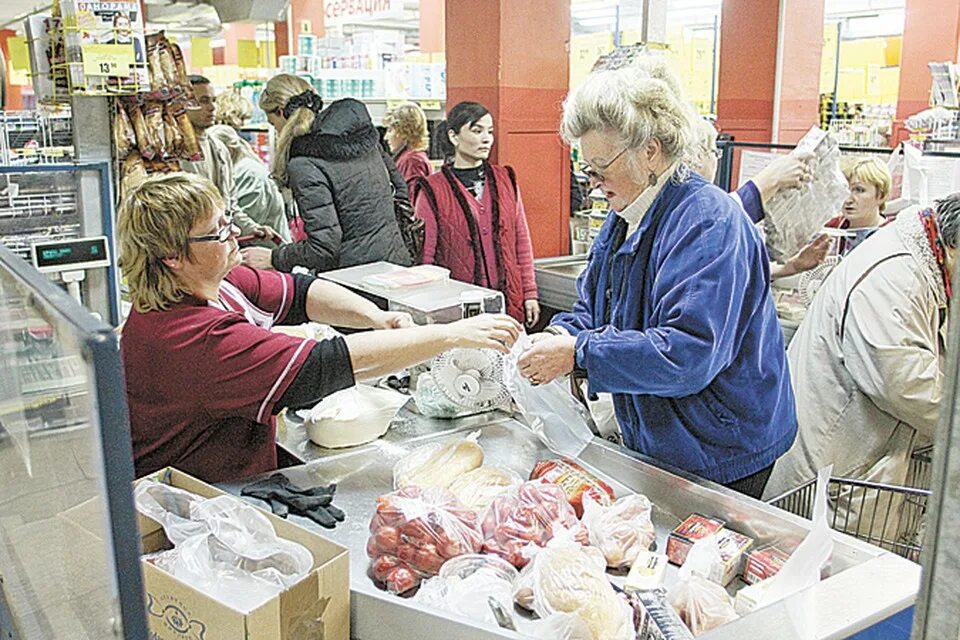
[581,147,628,183]
[188,222,240,243]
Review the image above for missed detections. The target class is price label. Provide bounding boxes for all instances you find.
[81,43,135,77]
[419,100,442,111]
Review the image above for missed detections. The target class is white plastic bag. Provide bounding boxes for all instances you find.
[392,430,484,489]
[504,334,595,458]
[581,493,656,569]
[668,535,738,635]
[412,554,518,628]
[302,384,408,448]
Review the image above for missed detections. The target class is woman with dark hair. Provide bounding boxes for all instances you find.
[413,102,540,327]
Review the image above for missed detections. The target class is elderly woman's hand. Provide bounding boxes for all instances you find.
[753,150,815,203]
[240,247,275,270]
[518,334,577,385]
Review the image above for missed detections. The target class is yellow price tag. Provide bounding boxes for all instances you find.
[81,43,135,77]
[419,100,442,111]
[386,100,405,111]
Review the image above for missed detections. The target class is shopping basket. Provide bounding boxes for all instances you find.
[767,446,933,563]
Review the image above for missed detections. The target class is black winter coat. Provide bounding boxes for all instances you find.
[272,98,412,273]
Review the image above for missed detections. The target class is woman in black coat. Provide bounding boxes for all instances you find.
[242,74,412,273]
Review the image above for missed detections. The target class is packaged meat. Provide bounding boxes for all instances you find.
[143,102,165,156]
[481,480,588,568]
[710,529,754,586]
[173,105,202,161]
[666,514,725,566]
[581,493,656,569]
[668,535,738,636]
[393,431,483,490]
[126,103,158,160]
[530,458,615,517]
[624,551,668,593]
[366,486,482,594]
[162,104,183,157]
[623,589,695,640]
[448,466,523,514]
[114,101,136,158]
[513,531,634,640]
[742,544,789,585]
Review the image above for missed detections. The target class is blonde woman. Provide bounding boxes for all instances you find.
[215,90,254,130]
[825,157,892,256]
[208,124,291,246]
[243,74,412,273]
[384,101,432,192]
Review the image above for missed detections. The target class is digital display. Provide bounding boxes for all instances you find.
[32,237,110,271]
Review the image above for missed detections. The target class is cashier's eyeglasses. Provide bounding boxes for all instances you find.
[187,222,240,243]
[581,147,628,184]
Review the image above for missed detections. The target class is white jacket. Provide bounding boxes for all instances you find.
[764,208,945,510]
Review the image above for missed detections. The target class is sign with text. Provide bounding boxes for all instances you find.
[81,43,134,77]
[324,0,404,26]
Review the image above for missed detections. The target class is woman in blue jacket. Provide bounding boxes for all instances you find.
[519,65,797,498]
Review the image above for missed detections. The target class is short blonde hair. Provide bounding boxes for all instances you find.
[843,157,891,211]
[118,172,224,312]
[259,74,317,187]
[561,66,695,172]
[384,101,429,151]
[215,90,254,130]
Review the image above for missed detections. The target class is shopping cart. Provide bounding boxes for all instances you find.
[767,446,933,563]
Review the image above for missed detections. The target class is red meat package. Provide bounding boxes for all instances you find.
[367,486,483,594]
[481,480,589,568]
[530,458,616,517]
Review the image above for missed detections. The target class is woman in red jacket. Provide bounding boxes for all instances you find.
[413,102,540,327]
[384,101,432,193]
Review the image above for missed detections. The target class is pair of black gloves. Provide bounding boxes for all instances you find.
[241,473,345,529]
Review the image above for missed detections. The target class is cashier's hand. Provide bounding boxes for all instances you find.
[446,314,522,353]
[524,299,541,328]
[240,246,275,270]
[518,335,576,385]
[376,310,415,329]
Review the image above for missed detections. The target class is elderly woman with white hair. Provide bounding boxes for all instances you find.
[519,65,798,498]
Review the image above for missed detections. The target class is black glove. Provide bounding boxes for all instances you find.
[241,473,346,529]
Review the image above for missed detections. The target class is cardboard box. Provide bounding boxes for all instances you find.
[666,513,725,566]
[710,529,755,586]
[624,551,668,592]
[63,468,350,640]
[742,544,789,585]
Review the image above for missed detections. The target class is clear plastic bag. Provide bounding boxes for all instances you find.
[668,535,738,636]
[392,430,484,489]
[624,589,695,640]
[134,482,314,614]
[448,466,523,514]
[412,554,518,627]
[504,334,595,458]
[367,485,483,594]
[481,480,589,568]
[581,493,656,569]
[413,370,473,418]
[513,529,634,640]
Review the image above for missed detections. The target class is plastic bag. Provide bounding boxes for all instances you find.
[413,371,473,418]
[521,612,594,640]
[481,480,589,568]
[448,466,523,514]
[392,431,484,489]
[413,554,518,627]
[624,589,695,640]
[504,334,595,458]
[668,535,738,635]
[303,384,408,449]
[134,483,314,614]
[513,529,634,640]
[582,493,656,569]
[367,486,483,594]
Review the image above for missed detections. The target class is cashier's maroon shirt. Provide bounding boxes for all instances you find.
[122,266,317,482]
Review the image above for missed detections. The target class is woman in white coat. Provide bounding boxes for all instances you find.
[764,195,959,538]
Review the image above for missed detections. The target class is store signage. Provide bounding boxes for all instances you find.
[81,43,135,77]
[324,0,404,26]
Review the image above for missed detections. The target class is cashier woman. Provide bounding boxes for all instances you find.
[519,64,797,499]
[118,172,522,483]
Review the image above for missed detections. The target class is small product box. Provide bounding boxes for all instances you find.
[742,544,790,585]
[624,551,669,593]
[666,513,725,566]
[734,579,772,615]
[711,529,755,585]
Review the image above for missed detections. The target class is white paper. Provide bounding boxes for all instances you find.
[737,150,782,188]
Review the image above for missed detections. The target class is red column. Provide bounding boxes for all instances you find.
[288,0,326,42]
[420,0,445,55]
[893,0,960,143]
[445,0,570,258]
[716,0,824,144]
[223,23,256,66]
[0,30,23,110]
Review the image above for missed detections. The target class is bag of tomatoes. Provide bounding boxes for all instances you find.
[367,485,483,594]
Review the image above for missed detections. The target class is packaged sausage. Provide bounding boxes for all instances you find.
[481,480,588,568]
[162,103,183,157]
[143,102,165,156]
[393,431,484,490]
[529,458,615,517]
[171,103,202,161]
[581,493,656,569]
[126,103,158,160]
[114,101,136,158]
[367,485,483,595]
[742,544,789,585]
[666,514,724,566]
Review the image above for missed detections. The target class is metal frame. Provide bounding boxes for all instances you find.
[0,241,147,639]
[0,161,119,325]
